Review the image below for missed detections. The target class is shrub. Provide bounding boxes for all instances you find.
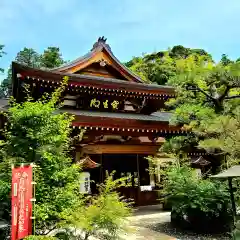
[59,173,132,240]
[164,166,233,233]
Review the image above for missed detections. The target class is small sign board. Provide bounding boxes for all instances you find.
[79,172,91,194]
[140,185,152,192]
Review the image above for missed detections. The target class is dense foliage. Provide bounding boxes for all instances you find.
[165,166,232,233]
[127,46,240,166]
[163,56,240,166]
[125,45,212,85]
[0,78,83,235]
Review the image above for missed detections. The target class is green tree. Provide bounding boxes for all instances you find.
[0,68,12,98]
[162,55,240,166]
[0,77,84,235]
[126,52,177,85]
[169,45,212,60]
[197,106,240,167]
[0,45,7,97]
[125,46,212,85]
[0,47,41,98]
[1,46,65,98]
[15,47,41,68]
[40,47,65,69]
[220,54,233,66]
[0,44,6,73]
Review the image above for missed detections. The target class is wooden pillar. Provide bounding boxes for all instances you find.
[75,151,80,162]
[228,178,236,216]
[100,154,103,183]
[136,154,140,205]
[228,177,237,240]
[137,154,140,187]
[157,162,161,183]
[148,157,155,187]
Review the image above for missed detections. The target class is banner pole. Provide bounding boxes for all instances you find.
[30,163,36,236]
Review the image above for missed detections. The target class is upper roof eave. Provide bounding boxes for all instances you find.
[12,62,175,94]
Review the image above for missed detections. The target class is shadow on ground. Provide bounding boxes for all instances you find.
[133,205,164,216]
[128,206,231,240]
[146,221,231,240]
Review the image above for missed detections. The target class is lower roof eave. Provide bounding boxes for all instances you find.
[65,110,186,135]
[72,122,186,135]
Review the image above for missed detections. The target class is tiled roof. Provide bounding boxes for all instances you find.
[58,109,172,122]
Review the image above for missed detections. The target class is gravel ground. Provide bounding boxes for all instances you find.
[149,222,231,240]
[128,210,231,240]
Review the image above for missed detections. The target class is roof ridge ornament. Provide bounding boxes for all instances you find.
[91,36,111,51]
[98,36,107,43]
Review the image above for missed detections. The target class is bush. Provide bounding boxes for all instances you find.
[164,166,233,233]
[59,173,132,240]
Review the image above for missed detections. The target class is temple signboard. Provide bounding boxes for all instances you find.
[90,98,119,109]
[88,97,122,111]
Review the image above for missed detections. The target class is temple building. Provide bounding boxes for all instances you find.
[10,37,207,205]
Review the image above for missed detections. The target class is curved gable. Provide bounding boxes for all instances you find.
[52,37,143,83]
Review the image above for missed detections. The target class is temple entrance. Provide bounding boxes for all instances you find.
[102,154,138,182]
[88,153,158,205]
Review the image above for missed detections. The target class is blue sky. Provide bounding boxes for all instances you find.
[1,0,240,81]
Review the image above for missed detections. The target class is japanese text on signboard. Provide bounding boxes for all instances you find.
[90,98,119,110]
[11,166,33,240]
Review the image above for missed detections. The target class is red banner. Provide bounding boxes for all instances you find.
[11,165,33,240]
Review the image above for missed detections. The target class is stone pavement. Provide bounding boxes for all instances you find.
[119,209,177,240]
[120,226,176,239]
